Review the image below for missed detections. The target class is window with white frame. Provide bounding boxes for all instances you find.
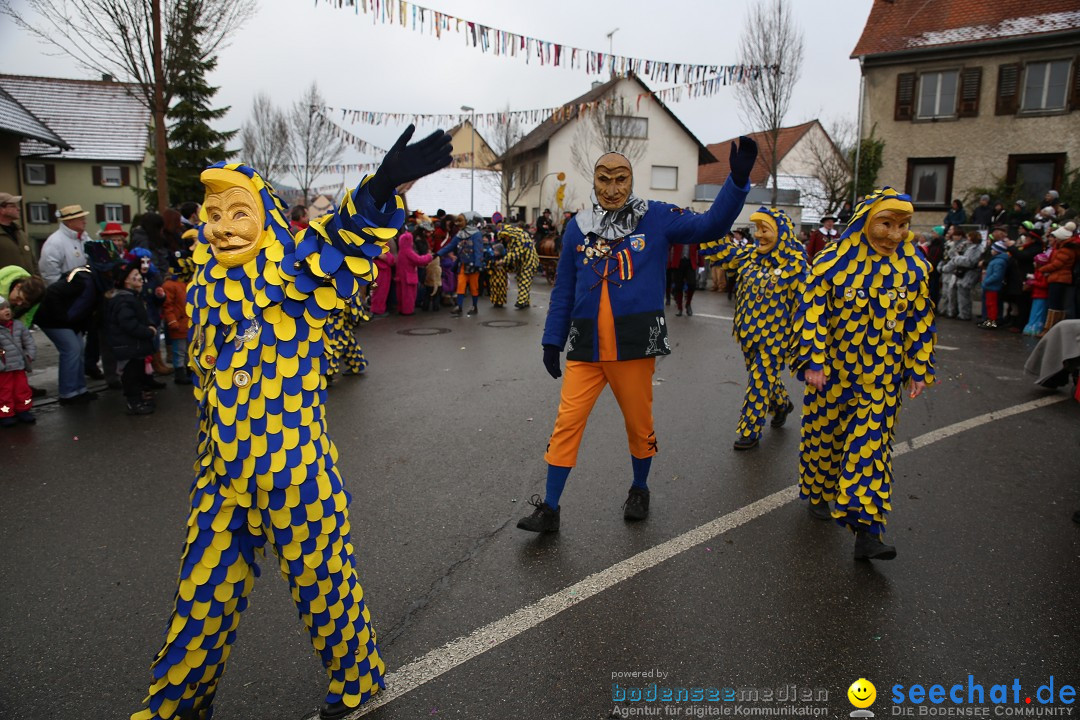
[104,204,125,223]
[27,202,50,224]
[25,163,47,185]
[607,115,648,139]
[531,161,540,185]
[651,165,678,190]
[101,166,123,186]
[1021,60,1071,112]
[917,70,958,118]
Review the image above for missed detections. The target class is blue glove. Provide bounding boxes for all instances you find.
[368,124,453,207]
[542,344,562,379]
[728,135,758,188]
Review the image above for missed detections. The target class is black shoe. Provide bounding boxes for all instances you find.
[31,385,46,398]
[320,700,361,720]
[0,417,15,428]
[59,391,96,406]
[16,411,36,424]
[853,530,896,561]
[449,306,462,316]
[675,309,683,317]
[86,365,105,380]
[770,400,795,427]
[492,303,504,308]
[733,435,758,451]
[515,302,529,309]
[623,486,650,521]
[107,379,122,390]
[516,494,560,533]
[174,369,193,385]
[466,306,478,316]
[144,377,167,390]
[808,499,833,520]
[126,401,155,415]
[686,305,693,316]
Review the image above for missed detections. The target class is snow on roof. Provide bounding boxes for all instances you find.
[0,85,69,149]
[0,74,150,161]
[401,167,503,218]
[908,10,1080,49]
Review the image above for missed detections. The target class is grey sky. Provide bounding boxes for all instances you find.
[1,0,872,189]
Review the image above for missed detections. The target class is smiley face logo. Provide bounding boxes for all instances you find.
[848,678,877,709]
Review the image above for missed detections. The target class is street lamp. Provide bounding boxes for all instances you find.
[460,105,475,213]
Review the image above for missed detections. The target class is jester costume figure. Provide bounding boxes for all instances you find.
[790,188,935,561]
[517,138,756,533]
[487,240,509,307]
[131,127,452,720]
[699,207,808,450]
[499,225,540,309]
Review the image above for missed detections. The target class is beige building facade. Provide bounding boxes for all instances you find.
[853,2,1080,229]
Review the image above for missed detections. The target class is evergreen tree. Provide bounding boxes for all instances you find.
[151,0,235,206]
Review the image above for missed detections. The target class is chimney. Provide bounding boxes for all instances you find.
[102,73,114,82]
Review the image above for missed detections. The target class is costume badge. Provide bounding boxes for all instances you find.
[856,289,867,299]
[629,235,646,252]
[844,287,855,300]
[233,370,252,388]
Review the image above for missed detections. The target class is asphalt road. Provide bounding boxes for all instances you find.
[2,284,1077,720]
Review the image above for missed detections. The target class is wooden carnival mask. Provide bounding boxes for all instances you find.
[200,168,267,268]
[593,153,633,211]
[866,207,913,257]
[750,212,779,254]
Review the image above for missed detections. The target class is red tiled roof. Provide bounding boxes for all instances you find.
[697,120,818,186]
[851,0,1080,58]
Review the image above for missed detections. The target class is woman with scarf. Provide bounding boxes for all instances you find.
[516,138,756,533]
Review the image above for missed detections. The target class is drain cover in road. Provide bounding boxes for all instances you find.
[396,327,452,336]
[480,320,528,328]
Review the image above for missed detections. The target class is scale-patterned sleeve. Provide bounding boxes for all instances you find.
[789,269,831,380]
[698,236,755,270]
[288,178,405,310]
[903,277,936,386]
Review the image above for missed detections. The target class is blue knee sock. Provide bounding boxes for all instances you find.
[471,295,478,308]
[456,294,465,309]
[545,465,571,509]
[631,455,652,490]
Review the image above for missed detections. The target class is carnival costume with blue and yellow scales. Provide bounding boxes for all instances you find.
[790,188,936,537]
[699,207,807,444]
[131,162,402,720]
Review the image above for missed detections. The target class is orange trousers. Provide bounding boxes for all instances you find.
[544,357,658,467]
[456,270,480,296]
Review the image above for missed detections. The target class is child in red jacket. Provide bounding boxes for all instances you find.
[162,256,191,384]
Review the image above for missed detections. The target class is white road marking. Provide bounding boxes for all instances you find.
[936,345,959,351]
[689,312,733,320]
[340,393,1070,718]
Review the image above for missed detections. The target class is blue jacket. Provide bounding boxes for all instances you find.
[437,227,484,272]
[981,252,1009,291]
[542,176,749,361]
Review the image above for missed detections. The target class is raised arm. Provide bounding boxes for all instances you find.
[664,136,757,245]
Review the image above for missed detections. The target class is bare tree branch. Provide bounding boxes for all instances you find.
[734,0,804,205]
[288,83,346,206]
[241,92,290,186]
[1,0,255,111]
[792,118,852,219]
[482,105,530,217]
[569,96,647,181]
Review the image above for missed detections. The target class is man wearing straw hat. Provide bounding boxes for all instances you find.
[39,204,92,284]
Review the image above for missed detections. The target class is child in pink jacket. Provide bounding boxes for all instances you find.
[371,246,396,316]
[394,231,433,316]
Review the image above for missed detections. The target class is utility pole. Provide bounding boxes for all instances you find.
[606,28,619,77]
[461,105,475,213]
[152,0,169,212]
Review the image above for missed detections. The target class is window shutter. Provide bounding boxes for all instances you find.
[95,204,105,223]
[47,203,56,220]
[122,205,131,223]
[958,67,982,117]
[121,166,130,186]
[45,164,56,184]
[92,165,102,185]
[996,63,1021,115]
[1071,56,1080,111]
[894,72,916,120]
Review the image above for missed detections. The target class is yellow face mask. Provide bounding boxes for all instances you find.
[750,212,779,254]
[201,169,267,268]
